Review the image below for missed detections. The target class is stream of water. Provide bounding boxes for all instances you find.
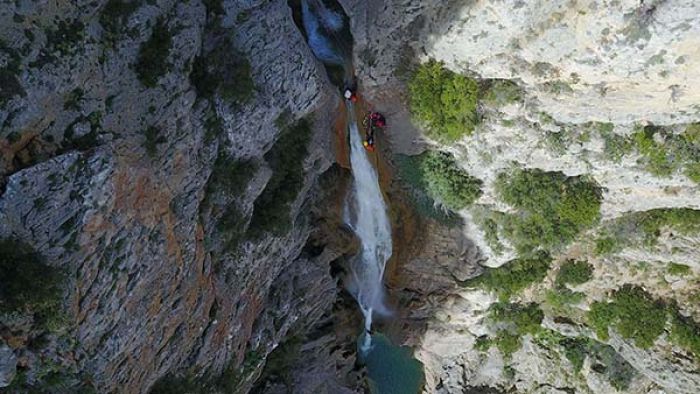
[295,2,424,391]
[344,106,393,352]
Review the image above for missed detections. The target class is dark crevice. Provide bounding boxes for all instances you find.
[287,0,354,88]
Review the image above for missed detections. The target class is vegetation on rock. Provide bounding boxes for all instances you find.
[468,251,550,301]
[408,59,479,142]
[393,154,462,225]
[495,168,602,255]
[190,33,254,105]
[588,285,666,347]
[595,208,700,252]
[555,260,593,287]
[600,123,700,182]
[248,116,312,238]
[0,39,26,106]
[135,18,173,88]
[667,263,691,276]
[418,151,482,211]
[142,126,166,157]
[0,239,65,330]
[484,302,544,357]
[99,0,141,46]
[481,79,522,107]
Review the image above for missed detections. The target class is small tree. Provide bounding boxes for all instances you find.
[0,239,65,328]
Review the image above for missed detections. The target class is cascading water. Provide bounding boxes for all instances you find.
[344,105,393,352]
[290,2,424,390]
[300,0,345,65]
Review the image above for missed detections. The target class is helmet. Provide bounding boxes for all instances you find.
[363,140,369,147]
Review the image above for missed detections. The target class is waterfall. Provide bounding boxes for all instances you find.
[301,0,345,65]
[344,104,393,352]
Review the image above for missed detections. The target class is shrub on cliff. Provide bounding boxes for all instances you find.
[248,116,312,238]
[483,302,544,357]
[481,79,522,106]
[99,0,141,46]
[495,168,602,255]
[556,260,593,287]
[417,151,482,211]
[409,59,479,142]
[468,251,550,301]
[588,285,666,348]
[595,208,700,251]
[393,154,462,225]
[135,17,173,88]
[670,309,700,358]
[0,239,65,329]
[190,32,254,104]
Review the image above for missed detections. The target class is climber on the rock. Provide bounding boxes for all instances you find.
[369,112,386,128]
[343,86,358,102]
[363,134,375,152]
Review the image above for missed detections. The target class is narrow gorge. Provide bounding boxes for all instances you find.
[2,1,700,394]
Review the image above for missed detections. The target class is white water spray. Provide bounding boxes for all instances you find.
[344,104,393,352]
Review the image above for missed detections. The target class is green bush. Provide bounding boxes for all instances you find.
[393,154,461,225]
[668,263,691,276]
[99,0,141,45]
[248,117,312,238]
[216,203,246,254]
[588,285,666,348]
[481,80,522,106]
[135,18,173,88]
[670,310,700,358]
[632,125,676,176]
[479,213,506,255]
[487,302,544,357]
[551,336,636,389]
[602,123,700,181]
[545,288,585,316]
[602,208,700,248]
[469,251,550,301]
[0,239,65,329]
[408,59,479,142]
[496,168,602,255]
[418,151,482,211]
[206,153,257,197]
[560,337,589,372]
[45,19,85,59]
[143,126,166,157]
[594,235,619,255]
[190,33,254,104]
[556,260,593,286]
[0,40,24,106]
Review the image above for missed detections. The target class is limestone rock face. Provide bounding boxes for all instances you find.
[347,0,700,393]
[0,0,353,392]
[0,341,16,388]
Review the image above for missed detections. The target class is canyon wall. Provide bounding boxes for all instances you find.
[0,0,359,392]
[349,0,700,393]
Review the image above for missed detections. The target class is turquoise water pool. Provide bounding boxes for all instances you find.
[359,333,425,394]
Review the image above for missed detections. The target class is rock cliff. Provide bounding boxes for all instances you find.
[349,0,700,393]
[0,0,359,392]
